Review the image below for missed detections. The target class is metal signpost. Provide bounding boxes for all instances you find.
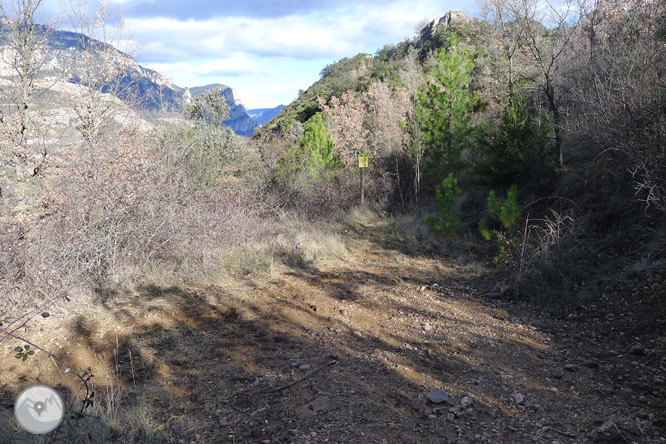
[359,153,368,205]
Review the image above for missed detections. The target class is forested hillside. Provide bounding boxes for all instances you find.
[1,0,665,442]
[258,3,666,307]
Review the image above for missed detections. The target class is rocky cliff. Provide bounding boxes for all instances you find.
[417,10,472,47]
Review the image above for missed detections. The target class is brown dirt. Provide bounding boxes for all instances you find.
[1,216,665,443]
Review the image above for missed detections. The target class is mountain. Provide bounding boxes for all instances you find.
[247,105,286,126]
[0,24,259,136]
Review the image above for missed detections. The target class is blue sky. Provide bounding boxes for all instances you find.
[56,0,480,109]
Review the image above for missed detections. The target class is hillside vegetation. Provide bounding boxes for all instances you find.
[259,2,666,306]
[1,0,665,442]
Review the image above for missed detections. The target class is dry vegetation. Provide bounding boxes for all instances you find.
[2,211,665,444]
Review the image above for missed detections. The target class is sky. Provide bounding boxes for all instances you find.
[49,0,480,109]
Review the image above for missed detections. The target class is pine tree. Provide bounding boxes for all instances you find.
[300,113,342,170]
[417,33,476,183]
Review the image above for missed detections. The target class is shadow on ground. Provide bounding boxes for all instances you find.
[1,216,660,443]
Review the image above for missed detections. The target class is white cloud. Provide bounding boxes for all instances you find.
[145,53,270,79]
[120,0,478,107]
[126,0,475,62]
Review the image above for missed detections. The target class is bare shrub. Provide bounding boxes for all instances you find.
[517,206,588,305]
[565,0,666,212]
[1,118,263,313]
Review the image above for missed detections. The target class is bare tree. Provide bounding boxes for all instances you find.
[480,0,524,103]
[399,48,426,203]
[65,0,139,152]
[484,0,582,167]
[0,0,53,194]
[566,0,666,211]
[318,91,368,167]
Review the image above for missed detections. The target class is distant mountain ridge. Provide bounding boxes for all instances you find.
[0,24,261,137]
[247,105,286,125]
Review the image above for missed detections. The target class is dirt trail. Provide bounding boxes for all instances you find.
[1,216,665,443]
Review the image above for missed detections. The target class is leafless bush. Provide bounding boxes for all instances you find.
[284,168,359,217]
[564,0,666,212]
[1,118,263,313]
[516,207,588,305]
[525,209,578,259]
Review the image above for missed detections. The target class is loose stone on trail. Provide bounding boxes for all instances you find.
[429,388,448,404]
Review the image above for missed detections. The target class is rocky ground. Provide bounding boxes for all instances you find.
[1,215,665,443]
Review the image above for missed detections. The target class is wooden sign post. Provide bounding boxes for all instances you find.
[358,153,369,205]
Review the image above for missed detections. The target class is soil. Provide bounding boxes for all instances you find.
[1,215,665,443]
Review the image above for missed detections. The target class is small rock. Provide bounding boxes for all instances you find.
[418,286,427,292]
[353,330,363,338]
[511,393,525,405]
[287,429,298,436]
[423,323,433,332]
[428,414,437,419]
[299,365,311,371]
[447,413,455,422]
[465,408,474,417]
[448,405,461,413]
[41,312,50,318]
[563,364,577,372]
[636,410,649,419]
[428,388,448,404]
[629,344,647,356]
[591,420,625,443]
[461,396,472,409]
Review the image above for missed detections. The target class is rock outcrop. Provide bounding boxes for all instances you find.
[417,10,472,47]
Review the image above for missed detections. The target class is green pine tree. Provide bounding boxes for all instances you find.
[425,173,462,237]
[300,113,343,171]
[417,33,476,183]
